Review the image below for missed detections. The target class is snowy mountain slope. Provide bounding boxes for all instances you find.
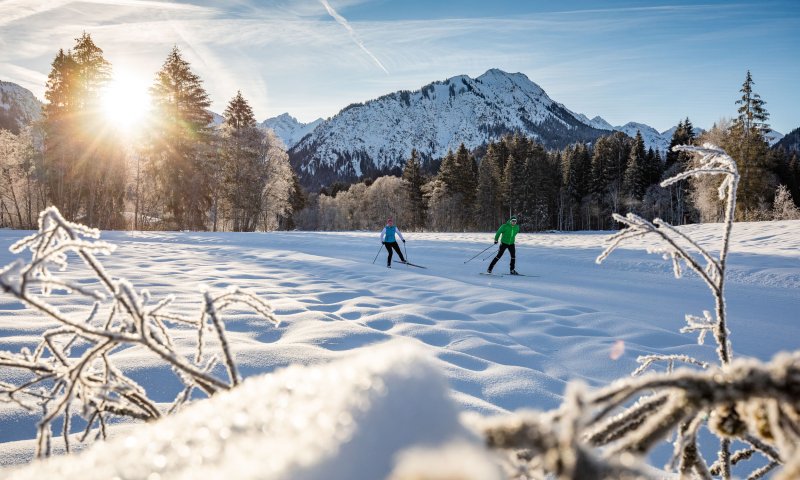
[288,69,610,189]
[0,81,42,133]
[262,113,323,149]
[773,126,799,152]
[765,129,784,146]
[614,121,669,152]
[571,112,614,131]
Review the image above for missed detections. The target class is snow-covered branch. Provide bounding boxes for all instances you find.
[0,207,280,457]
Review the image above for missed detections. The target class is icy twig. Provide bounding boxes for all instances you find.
[0,207,282,457]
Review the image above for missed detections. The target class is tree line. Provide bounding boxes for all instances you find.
[297,71,800,231]
[0,33,301,231]
[2,40,798,232]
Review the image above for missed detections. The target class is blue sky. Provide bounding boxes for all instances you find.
[1,0,798,133]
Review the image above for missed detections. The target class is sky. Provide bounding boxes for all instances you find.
[1,0,798,133]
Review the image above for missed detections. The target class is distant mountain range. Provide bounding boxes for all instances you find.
[274,69,786,189]
[0,81,42,133]
[1,76,791,190]
[261,113,323,150]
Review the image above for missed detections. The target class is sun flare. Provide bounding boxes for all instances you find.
[101,69,151,133]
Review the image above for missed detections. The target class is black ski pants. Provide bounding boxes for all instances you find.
[383,241,405,266]
[489,242,515,272]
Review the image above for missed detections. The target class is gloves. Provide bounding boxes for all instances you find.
[402,239,406,243]
[494,240,498,244]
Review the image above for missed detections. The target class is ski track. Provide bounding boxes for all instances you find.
[0,222,799,464]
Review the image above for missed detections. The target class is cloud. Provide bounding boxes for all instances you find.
[319,0,389,75]
[0,0,215,28]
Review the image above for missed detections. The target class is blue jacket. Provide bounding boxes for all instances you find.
[380,226,404,243]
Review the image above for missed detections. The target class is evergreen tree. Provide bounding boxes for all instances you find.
[219,91,268,231]
[147,46,213,230]
[623,131,647,201]
[723,72,775,217]
[43,49,79,219]
[474,146,502,231]
[454,143,477,221]
[503,152,526,218]
[735,70,770,138]
[663,119,696,224]
[563,143,592,230]
[402,149,425,230]
[41,33,125,229]
[591,131,631,228]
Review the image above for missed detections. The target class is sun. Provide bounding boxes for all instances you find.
[100,68,151,134]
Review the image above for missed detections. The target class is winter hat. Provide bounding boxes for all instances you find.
[510,216,518,222]
[387,217,394,225]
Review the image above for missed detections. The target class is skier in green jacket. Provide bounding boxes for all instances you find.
[487,216,520,275]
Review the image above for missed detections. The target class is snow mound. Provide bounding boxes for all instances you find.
[5,341,493,480]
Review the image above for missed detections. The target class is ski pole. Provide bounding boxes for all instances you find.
[403,241,408,264]
[464,244,495,264]
[483,247,500,261]
[372,243,383,264]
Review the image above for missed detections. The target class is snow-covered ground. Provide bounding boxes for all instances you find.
[0,221,798,476]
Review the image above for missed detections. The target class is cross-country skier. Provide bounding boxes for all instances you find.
[380,217,406,268]
[487,216,520,275]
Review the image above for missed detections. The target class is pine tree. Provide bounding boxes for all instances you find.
[147,46,213,230]
[591,132,631,228]
[402,149,425,230]
[454,143,477,224]
[41,33,125,229]
[219,91,268,231]
[503,152,526,218]
[623,131,647,202]
[735,70,770,138]
[474,146,502,231]
[723,72,774,218]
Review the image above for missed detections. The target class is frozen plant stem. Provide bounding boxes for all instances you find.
[0,207,280,457]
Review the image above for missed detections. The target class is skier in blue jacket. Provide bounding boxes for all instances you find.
[380,217,406,268]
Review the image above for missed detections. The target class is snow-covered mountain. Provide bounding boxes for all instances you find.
[262,113,323,150]
[0,81,42,133]
[765,129,784,146]
[289,69,613,189]
[773,127,799,153]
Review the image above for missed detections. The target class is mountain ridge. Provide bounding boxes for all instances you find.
[0,81,43,133]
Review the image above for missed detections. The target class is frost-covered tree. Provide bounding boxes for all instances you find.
[146,46,213,230]
[259,130,296,231]
[218,91,269,232]
[0,127,45,229]
[772,184,800,220]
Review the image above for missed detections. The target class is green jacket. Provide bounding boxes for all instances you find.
[494,219,519,245]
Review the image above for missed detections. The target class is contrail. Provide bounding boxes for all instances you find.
[320,0,389,75]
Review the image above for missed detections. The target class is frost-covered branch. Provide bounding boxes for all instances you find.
[484,353,800,479]
[480,145,800,479]
[597,143,739,366]
[0,207,281,457]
